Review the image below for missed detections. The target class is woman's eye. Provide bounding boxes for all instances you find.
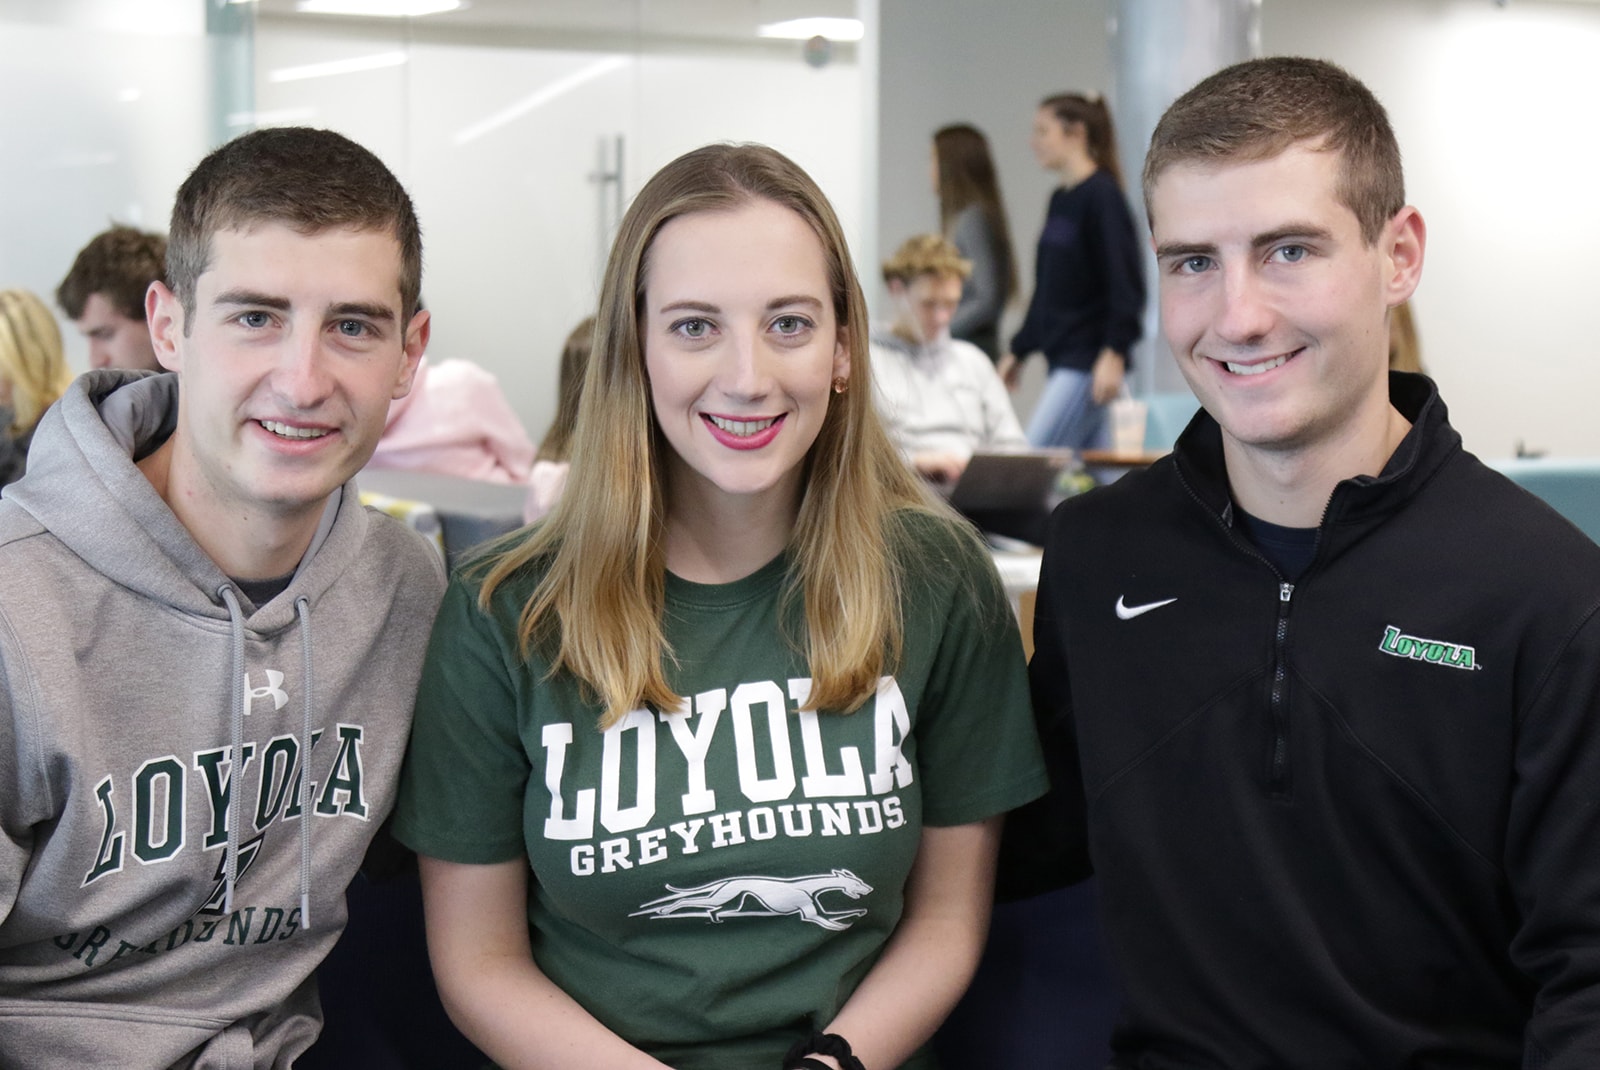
[772,315,812,335]
[673,318,711,339]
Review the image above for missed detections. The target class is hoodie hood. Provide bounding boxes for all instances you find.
[9,370,355,630]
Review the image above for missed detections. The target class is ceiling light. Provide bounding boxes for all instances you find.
[757,17,864,41]
[269,51,408,82]
[295,0,465,17]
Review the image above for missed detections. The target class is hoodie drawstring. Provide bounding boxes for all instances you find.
[215,585,318,931]
[294,595,314,930]
[218,585,247,917]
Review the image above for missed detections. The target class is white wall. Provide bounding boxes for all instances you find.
[1263,0,1600,459]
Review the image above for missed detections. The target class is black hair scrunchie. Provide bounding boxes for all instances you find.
[782,1031,866,1070]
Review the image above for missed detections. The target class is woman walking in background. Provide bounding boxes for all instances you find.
[1005,93,1145,449]
[0,289,73,487]
[932,124,1017,364]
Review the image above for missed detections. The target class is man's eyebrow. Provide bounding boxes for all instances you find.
[329,301,397,323]
[1251,224,1333,250]
[213,289,290,311]
[1153,241,1217,261]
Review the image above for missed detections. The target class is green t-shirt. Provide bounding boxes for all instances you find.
[393,514,1046,1070]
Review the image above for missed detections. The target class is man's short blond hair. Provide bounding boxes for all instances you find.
[881,234,971,286]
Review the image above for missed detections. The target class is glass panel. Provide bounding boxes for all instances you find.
[0,0,248,370]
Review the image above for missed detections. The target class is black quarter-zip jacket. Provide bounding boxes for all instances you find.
[1018,373,1600,1068]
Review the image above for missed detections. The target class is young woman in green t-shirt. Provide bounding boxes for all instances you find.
[394,143,1046,1070]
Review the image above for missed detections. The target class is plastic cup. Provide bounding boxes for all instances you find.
[1108,397,1148,453]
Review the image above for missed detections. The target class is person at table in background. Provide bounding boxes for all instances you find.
[1012,56,1600,1067]
[0,290,73,487]
[1389,298,1424,374]
[366,312,537,483]
[55,224,167,372]
[0,126,446,1068]
[1003,92,1144,450]
[393,142,1046,1070]
[523,314,594,524]
[872,233,1026,489]
[933,123,1018,364]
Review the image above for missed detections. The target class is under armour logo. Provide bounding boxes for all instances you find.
[245,670,289,712]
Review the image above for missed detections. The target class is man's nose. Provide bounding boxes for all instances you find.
[1215,266,1276,345]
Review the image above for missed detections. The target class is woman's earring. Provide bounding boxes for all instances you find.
[832,376,849,395]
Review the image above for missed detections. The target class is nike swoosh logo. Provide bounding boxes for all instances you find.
[1116,595,1177,620]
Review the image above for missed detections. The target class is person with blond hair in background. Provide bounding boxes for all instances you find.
[1004,93,1145,449]
[1389,299,1424,374]
[0,289,73,487]
[932,124,1018,364]
[393,142,1045,1070]
[872,233,1024,487]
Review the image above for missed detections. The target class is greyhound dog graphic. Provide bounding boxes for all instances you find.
[631,869,874,931]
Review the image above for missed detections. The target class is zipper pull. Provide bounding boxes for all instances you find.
[1280,582,1294,603]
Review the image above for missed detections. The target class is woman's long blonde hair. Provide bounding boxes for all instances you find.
[478,143,941,729]
[0,290,72,435]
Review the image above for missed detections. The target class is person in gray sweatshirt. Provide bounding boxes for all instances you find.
[0,127,447,1068]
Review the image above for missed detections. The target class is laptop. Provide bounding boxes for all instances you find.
[943,448,1074,514]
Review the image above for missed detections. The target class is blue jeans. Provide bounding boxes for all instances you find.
[1027,365,1109,449]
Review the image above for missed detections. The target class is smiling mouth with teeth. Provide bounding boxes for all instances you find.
[1224,352,1295,376]
[259,419,331,440]
[705,414,779,436]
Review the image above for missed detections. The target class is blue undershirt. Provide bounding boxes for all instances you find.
[1237,509,1318,582]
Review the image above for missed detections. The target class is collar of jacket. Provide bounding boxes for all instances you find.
[1172,371,1462,553]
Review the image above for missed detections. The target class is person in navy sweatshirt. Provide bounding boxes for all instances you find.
[1003,93,1144,450]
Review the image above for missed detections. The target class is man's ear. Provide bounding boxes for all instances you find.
[394,307,430,399]
[145,282,184,373]
[1383,205,1426,307]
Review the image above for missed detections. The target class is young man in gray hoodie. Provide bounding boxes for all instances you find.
[0,127,447,1068]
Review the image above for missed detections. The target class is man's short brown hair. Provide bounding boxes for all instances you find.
[167,127,422,324]
[881,233,972,287]
[1142,57,1405,245]
[55,225,167,322]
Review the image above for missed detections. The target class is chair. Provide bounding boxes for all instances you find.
[1140,390,1201,451]
[1487,458,1600,544]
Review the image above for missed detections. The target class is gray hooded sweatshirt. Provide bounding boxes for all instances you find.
[0,371,446,1068]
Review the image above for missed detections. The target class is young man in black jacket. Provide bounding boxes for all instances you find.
[1018,56,1600,1067]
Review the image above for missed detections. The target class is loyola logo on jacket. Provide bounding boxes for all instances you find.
[1378,624,1481,671]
